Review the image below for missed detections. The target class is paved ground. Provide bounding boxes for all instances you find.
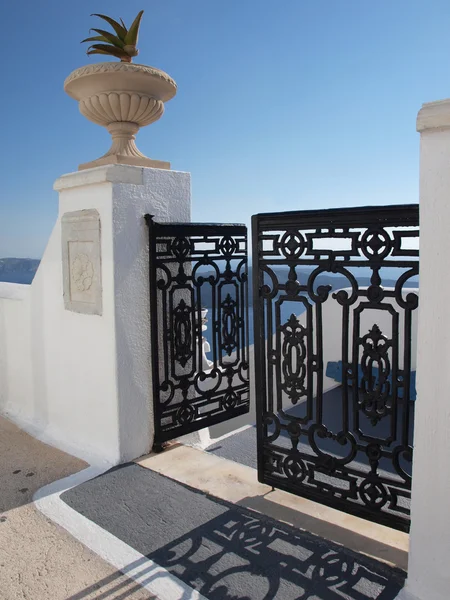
[208,425,257,469]
[0,416,154,600]
[137,445,409,572]
[62,462,406,600]
[207,386,414,480]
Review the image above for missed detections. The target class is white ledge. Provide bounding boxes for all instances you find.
[0,282,29,300]
[417,99,450,132]
[54,164,145,191]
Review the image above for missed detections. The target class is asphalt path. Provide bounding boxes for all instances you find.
[62,463,405,600]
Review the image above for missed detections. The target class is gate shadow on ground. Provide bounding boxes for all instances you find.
[65,555,188,600]
[145,506,405,600]
[62,465,406,600]
[66,566,152,600]
[240,492,408,572]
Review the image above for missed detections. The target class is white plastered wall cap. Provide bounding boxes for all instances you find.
[416,98,450,132]
[54,164,145,191]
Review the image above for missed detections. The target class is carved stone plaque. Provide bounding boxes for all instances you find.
[62,209,102,315]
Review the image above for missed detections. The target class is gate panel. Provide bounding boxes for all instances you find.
[252,205,419,531]
[147,218,249,449]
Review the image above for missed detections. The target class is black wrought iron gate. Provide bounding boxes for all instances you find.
[147,217,250,451]
[252,205,419,531]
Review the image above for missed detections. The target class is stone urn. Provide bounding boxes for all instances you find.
[64,62,177,171]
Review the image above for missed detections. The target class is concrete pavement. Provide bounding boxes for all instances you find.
[63,457,406,599]
[0,416,154,600]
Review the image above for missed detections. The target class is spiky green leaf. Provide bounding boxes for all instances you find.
[91,14,127,39]
[124,10,144,46]
[86,43,128,59]
[87,49,113,56]
[90,28,125,48]
[81,35,109,44]
[120,18,127,29]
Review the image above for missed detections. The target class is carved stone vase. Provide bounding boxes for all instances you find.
[64,62,177,170]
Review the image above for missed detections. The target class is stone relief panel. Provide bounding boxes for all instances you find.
[61,209,102,315]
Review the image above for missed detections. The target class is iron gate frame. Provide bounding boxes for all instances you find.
[252,204,419,532]
[147,217,250,451]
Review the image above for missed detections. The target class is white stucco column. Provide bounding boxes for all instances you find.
[0,164,190,466]
[398,100,450,600]
[55,164,191,464]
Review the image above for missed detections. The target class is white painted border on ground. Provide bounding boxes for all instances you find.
[34,466,207,600]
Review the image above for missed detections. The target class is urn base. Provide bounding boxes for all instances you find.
[79,155,170,171]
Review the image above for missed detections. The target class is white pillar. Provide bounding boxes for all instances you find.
[4,164,190,466]
[398,100,450,600]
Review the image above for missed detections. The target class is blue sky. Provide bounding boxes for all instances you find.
[2,0,450,258]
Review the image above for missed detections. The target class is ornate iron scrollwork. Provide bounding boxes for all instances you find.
[359,324,392,424]
[172,299,193,368]
[147,218,249,448]
[281,314,308,405]
[253,205,419,532]
[221,293,238,356]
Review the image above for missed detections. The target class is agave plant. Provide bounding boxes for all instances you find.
[82,11,144,62]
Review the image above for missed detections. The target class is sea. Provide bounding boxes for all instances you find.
[2,262,418,350]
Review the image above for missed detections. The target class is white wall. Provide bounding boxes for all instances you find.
[397,100,450,600]
[0,284,33,437]
[0,164,190,465]
[112,169,190,460]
